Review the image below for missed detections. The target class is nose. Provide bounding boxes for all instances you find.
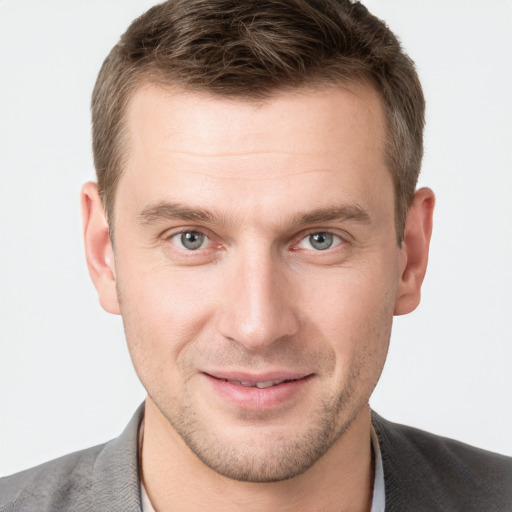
[217,245,300,351]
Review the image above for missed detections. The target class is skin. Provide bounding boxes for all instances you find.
[82,83,434,511]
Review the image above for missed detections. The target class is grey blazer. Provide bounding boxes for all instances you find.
[1,404,511,511]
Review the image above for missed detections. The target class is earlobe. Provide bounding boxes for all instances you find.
[394,187,435,316]
[81,182,121,315]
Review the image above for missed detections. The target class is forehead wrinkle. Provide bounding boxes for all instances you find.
[167,150,341,157]
[159,167,342,182]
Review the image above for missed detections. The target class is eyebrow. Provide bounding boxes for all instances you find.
[138,201,371,227]
[296,205,371,226]
[139,202,215,224]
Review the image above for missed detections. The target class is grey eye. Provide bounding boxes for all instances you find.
[298,232,342,251]
[173,231,207,250]
[309,232,333,250]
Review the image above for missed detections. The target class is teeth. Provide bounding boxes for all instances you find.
[230,379,286,388]
[256,380,283,388]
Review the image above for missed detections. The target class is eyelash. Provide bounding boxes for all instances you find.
[167,229,215,251]
[293,232,344,252]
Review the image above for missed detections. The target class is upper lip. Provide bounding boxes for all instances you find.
[203,370,313,383]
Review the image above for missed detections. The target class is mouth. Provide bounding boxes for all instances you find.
[202,371,314,410]
[215,377,298,389]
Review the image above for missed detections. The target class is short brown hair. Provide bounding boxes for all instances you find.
[92,0,425,243]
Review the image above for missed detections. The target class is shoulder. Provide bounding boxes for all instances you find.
[372,411,512,511]
[0,404,144,512]
[0,444,105,512]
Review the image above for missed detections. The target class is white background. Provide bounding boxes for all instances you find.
[1,1,511,476]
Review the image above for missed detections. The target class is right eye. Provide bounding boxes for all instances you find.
[169,230,210,250]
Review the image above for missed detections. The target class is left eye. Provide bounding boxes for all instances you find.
[170,231,209,250]
[298,232,342,251]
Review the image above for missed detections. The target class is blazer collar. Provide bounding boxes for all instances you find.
[91,402,145,511]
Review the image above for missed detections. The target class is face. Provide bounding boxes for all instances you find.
[105,84,404,482]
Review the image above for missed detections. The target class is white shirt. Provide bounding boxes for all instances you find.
[370,423,386,512]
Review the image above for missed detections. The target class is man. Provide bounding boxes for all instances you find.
[1,0,510,510]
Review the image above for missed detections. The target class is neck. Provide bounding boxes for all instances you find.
[140,398,374,512]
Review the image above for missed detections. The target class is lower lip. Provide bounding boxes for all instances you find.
[203,374,313,411]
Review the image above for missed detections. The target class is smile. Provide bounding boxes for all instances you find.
[222,378,291,388]
[202,372,313,410]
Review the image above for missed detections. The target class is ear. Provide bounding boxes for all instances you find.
[394,187,435,316]
[81,182,120,315]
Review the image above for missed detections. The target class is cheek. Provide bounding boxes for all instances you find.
[115,262,219,381]
[299,262,397,371]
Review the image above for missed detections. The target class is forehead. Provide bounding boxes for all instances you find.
[124,82,385,161]
[116,83,392,226]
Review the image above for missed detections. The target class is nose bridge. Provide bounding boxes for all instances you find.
[218,242,298,350]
